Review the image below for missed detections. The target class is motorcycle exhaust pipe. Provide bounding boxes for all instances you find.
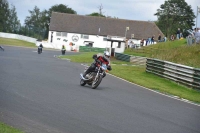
[80,73,90,81]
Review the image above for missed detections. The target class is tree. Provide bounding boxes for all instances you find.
[48,4,77,15]
[24,4,77,39]
[87,4,106,17]
[86,12,105,17]
[24,6,45,39]
[44,4,77,38]
[8,4,21,33]
[0,0,20,33]
[154,0,195,38]
[0,0,10,32]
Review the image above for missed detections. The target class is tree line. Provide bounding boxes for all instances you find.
[0,0,196,40]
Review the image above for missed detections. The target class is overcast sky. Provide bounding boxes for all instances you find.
[8,0,200,28]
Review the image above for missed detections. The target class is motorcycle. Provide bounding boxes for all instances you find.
[80,61,107,89]
[38,46,42,54]
[61,49,66,55]
[0,46,4,51]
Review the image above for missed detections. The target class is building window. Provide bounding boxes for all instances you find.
[63,39,68,42]
[103,37,107,41]
[81,34,89,39]
[62,32,67,37]
[56,32,61,36]
[117,42,121,48]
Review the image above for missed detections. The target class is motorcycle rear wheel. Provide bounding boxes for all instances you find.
[80,79,86,86]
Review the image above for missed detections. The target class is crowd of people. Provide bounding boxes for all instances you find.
[187,28,200,44]
[124,27,200,50]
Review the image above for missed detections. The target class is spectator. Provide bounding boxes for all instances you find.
[148,37,151,45]
[146,38,149,46]
[170,35,174,41]
[163,36,167,42]
[151,35,155,44]
[125,39,128,49]
[130,41,135,50]
[180,32,183,39]
[140,39,144,46]
[128,40,131,48]
[195,28,200,44]
[176,28,180,39]
[158,34,161,42]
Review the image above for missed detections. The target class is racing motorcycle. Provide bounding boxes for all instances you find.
[38,46,42,54]
[61,48,66,55]
[0,46,4,51]
[80,61,108,89]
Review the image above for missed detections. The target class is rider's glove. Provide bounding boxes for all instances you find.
[107,65,112,71]
[92,54,97,59]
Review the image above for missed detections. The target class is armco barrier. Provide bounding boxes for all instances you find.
[115,53,131,62]
[115,52,146,65]
[146,58,200,90]
[79,46,105,52]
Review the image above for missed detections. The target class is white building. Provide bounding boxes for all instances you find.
[48,12,164,54]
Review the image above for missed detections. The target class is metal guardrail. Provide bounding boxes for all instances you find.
[146,58,200,90]
[115,53,131,62]
[79,46,105,52]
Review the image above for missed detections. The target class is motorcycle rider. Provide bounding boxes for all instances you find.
[38,43,43,52]
[0,46,4,51]
[62,45,66,50]
[61,45,66,55]
[83,51,112,78]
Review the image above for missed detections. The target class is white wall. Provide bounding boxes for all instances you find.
[0,32,37,43]
[48,31,125,52]
[48,31,109,48]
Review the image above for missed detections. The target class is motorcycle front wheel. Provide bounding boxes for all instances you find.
[91,75,103,89]
[80,79,86,86]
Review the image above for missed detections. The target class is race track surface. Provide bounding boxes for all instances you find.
[0,46,200,133]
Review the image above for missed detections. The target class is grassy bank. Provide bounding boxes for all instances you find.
[0,37,36,47]
[0,122,23,133]
[124,39,200,68]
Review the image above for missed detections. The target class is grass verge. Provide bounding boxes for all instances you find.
[59,52,200,104]
[0,37,36,47]
[0,122,23,133]
[124,39,200,68]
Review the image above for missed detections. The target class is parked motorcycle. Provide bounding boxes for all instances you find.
[61,49,66,55]
[80,61,108,89]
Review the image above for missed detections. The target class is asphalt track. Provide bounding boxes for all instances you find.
[0,46,200,133]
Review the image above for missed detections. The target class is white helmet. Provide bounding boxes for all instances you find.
[103,51,110,61]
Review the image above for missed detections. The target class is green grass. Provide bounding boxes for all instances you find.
[0,122,23,133]
[0,37,36,47]
[124,39,200,68]
[59,52,200,103]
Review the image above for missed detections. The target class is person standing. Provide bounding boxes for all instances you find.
[176,28,180,39]
[151,35,155,44]
[146,38,148,46]
[158,34,161,42]
[170,35,174,41]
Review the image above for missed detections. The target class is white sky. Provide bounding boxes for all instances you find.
[7,0,200,28]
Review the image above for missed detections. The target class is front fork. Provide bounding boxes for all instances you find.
[94,68,101,81]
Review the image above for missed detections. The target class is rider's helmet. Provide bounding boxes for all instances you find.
[103,51,110,61]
